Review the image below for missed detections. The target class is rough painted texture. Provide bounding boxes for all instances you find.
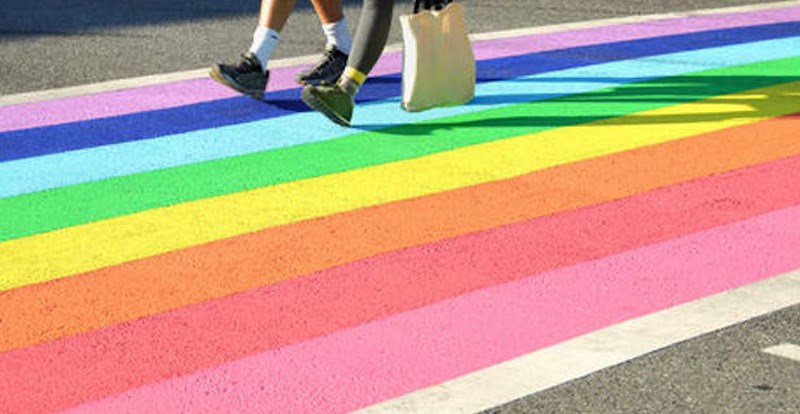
[2,4,798,132]
[1,4,800,414]
[4,36,799,199]
[58,206,800,414]
[4,153,800,413]
[3,114,800,354]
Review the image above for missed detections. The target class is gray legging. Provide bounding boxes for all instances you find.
[347,0,396,79]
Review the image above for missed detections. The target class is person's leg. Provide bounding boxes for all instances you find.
[249,0,297,71]
[296,0,352,85]
[311,0,351,53]
[211,0,352,97]
[210,0,298,99]
[311,0,344,24]
[340,0,394,91]
[301,0,396,125]
[258,0,297,31]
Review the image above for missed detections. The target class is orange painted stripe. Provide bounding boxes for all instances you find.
[2,114,800,353]
[6,154,800,414]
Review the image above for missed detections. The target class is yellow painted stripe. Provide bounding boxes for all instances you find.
[2,81,799,290]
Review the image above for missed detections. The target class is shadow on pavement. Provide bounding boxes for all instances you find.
[354,75,799,134]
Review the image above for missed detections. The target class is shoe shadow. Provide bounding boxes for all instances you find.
[264,98,309,113]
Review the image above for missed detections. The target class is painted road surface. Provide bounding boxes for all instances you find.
[2,2,800,413]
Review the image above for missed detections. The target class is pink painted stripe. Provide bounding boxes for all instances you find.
[3,155,800,414]
[2,6,800,132]
[64,206,800,413]
[63,203,800,413]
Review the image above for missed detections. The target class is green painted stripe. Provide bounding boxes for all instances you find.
[2,56,800,242]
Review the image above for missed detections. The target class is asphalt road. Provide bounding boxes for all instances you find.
[485,305,800,414]
[2,0,798,412]
[0,0,779,95]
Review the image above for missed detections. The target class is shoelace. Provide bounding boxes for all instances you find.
[309,49,338,76]
[237,54,261,72]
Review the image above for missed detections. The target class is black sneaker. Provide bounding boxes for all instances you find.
[209,53,269,100]
[296,45,348,86]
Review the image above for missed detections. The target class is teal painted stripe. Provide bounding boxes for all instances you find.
[1,56,799,242]
[2,36,800,198]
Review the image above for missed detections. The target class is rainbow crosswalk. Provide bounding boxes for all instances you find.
[2,3,800,413]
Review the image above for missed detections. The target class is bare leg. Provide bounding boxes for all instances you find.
[247,0,301,72]
[258,0,299,31]
[209,0,312,98]
[310,0,344,24]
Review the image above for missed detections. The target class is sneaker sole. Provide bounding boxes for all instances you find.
[208,66,264,100]
[296,76,338,87]
[301,87,351,127]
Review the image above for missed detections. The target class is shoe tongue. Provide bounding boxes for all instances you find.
[243,53,263,71]
[244,53,259,64]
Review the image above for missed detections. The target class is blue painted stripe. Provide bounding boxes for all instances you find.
[2,36,799,199]
[1,21,799,163]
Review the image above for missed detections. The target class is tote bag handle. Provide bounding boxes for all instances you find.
[412,0,452,14]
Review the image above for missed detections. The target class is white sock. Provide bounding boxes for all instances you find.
[322,16,352,54]
[249,26,280,73]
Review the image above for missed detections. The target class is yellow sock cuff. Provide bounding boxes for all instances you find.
[343,66,367,85]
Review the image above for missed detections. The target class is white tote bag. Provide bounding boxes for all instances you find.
[399,0,475,112]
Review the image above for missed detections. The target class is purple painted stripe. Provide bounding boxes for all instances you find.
[2,5,800,133]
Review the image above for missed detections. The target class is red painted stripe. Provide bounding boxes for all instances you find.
[66,203,800,414]
[3,153,800,413]
[3,114,800,356]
